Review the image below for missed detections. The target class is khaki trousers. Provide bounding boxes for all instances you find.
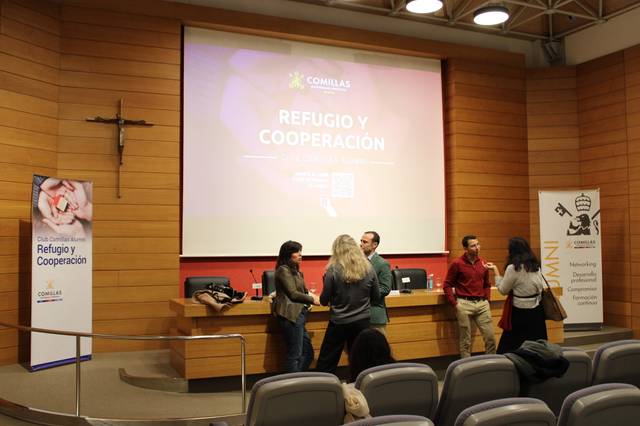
[455,298,496,358]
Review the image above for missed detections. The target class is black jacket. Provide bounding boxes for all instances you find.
[505,339,570,383]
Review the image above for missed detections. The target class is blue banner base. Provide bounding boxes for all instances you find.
[30,354,92,372]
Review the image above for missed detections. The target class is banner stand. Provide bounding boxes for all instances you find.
[30,175,93,371]
[30,355,92,372]
[539,190,603,331]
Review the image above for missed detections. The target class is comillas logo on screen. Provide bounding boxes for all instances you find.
[288,71,351,93]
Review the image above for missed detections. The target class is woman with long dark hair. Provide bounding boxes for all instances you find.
[273,240,320,372]
[316,234,380,374]
[486,237,547,353]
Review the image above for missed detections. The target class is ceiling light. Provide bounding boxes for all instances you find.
[406,0,443,14]
[473,5,510,25]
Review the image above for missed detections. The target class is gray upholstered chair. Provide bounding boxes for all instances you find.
[354,362,438,418]
[432,354,520,426]
[184,276,230,297]
[556,383,640,426]
[245,372,344,426]
[347,414,434,426]
[520,347,592,415]
[453,397,555,426]
[592,339,640,387]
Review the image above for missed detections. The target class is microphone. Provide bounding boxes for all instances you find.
[250,269,263,301]
[397,265,412,294]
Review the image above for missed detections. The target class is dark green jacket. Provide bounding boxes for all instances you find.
[273,265,314,323]
[370,252,392,325]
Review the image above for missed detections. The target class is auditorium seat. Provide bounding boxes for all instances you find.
[432,355,520,426]
[592,339,640,388]
[391,268,427,291]
[557,383,640,426]
[244,372,344,426]
[347,414,434,425]
[454,397,555,426]
[520,347,592,415]
[354,362,438,418]
[261,270,276,296]
[183,276,230,297]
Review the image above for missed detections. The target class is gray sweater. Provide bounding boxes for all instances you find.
[320,264,379,325]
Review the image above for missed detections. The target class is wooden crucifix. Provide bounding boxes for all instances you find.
[86,98,154,198]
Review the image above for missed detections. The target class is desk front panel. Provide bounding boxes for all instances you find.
[170,290,564,379]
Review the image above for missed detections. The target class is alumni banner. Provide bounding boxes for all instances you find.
[539,190,603,327]
[30,175,93,370]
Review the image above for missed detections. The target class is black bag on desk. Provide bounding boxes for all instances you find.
[207,284,247,304]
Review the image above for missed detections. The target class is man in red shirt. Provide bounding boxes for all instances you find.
[444,235,496,358]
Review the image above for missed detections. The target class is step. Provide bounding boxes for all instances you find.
[561,326,633,348]
[425,326,635,378]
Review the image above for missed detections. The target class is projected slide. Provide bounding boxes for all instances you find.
[183,28,445,256]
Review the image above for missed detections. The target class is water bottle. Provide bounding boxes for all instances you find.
[427,274,434,290]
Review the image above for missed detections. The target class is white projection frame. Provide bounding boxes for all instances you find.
[182,27,445,256]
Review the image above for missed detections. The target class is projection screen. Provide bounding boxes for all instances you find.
[182,27,445,256]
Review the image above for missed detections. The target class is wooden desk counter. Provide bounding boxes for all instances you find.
[169,288,564,379]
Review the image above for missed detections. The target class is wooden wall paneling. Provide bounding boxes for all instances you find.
[93,301,174,321]
[578,51,631,329]
[0,0,60,365]
[626,45,640,336]
[445,58,528,263]
[61,5,180,35]
[526,67,580,255]
[58,3,181,353]
[65,0,524,66]
[58,87,180,111]
[0,33,58,68]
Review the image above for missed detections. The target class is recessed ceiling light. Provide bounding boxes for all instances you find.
[406,0,444,14]
[473,5,510,25]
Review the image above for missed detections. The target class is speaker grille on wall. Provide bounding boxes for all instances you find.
[543,40,565,65]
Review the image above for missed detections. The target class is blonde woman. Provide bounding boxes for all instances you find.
[316,234,380,374]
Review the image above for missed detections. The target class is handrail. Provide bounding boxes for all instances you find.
[0,321,246,421]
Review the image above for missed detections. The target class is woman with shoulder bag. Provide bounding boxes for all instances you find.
[273,240,320,373]
[486,237,547,354]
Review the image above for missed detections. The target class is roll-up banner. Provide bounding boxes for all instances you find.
[30,175,92,370]
[539,190,603,328]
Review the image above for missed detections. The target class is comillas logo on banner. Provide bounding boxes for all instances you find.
[36,280,63,303]
[539,190,603,328]
[30,175,93,370]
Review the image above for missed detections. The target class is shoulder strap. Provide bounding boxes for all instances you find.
[540,271,553,291]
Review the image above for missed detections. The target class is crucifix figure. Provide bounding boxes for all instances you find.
[86,98,154,198]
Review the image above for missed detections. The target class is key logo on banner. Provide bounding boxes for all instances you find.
[553,192,601,238]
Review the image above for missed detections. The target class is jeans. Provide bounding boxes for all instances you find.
[278,308,314,373]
